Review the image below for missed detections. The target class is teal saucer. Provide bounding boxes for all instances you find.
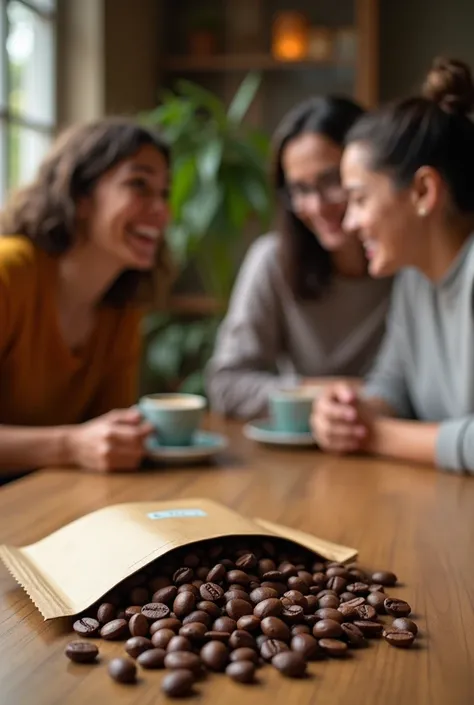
[145,431,227,463]
[243,419,315,447]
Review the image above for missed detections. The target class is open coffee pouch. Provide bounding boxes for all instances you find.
[0,498,357,619]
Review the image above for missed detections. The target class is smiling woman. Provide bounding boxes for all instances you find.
[0,117,172,475]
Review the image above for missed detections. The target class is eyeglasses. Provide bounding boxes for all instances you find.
[280,173,347,213]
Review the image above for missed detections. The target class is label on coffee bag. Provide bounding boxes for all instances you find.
[148,509,207,520]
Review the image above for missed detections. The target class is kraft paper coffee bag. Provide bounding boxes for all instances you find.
[0,498,356,619]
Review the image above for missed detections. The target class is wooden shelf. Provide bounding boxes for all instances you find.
[163,53,352,73]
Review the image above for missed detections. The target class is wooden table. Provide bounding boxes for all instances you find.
[0,416,473,705]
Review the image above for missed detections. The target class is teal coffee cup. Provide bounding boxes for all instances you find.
[268,388,318,434]
[139,393,206,446]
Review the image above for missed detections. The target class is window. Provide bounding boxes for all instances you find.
[0,0,56,204]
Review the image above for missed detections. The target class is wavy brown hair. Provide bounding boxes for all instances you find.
[0,117,173,307]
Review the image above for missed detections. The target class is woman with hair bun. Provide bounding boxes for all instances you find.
[311,57,474,474]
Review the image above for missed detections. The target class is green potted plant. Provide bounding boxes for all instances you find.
[140,73,272,395]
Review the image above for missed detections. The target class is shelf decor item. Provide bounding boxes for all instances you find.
[187,8,220,57]
[271,11,309,62]
[307,26,334,61]
[335,26,358,63]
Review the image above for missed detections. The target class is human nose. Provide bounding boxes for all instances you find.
[342,202,359,233]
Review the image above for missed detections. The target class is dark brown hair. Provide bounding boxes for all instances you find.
[272,96,365,300]
[0,117,172,307]
[346,57,474,214]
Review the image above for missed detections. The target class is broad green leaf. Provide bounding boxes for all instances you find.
[176,80,226,124]
[171,155,197,215]
[227,72,262,125]
[179,370,205,395]
[197,139,223,182]
[182,183,223,234]
[147,323,185,379]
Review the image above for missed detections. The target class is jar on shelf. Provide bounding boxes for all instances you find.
[307,27,334,61]
[272,11,309,62]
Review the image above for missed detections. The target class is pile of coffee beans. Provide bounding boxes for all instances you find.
[64,538,419,697]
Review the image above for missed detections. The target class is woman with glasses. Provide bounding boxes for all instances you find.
[207,97,392,419]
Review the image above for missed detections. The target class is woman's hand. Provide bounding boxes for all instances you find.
[311,383,374,454]
[65,408,154,472]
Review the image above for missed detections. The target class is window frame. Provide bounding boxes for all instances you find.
[0,0,57,202]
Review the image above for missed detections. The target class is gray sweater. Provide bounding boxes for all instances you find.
[364,234,474,473]
[207,233,392,418]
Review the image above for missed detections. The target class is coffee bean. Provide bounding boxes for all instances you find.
[177,583,200,598]
[225,589,250,603]
[200,641,229,671]
[227,598,253,621]
[96,603,116,624]
[392,617,418,635]
[290,633,321,661]
[384,629,415,648]
[340,622,366,647]
[182,610,212,627]
[151,628,176,649]
[318,638,348,657]
[260,639,290,661]
[261,617,290,641]
[281,605,304,624]
[340,592,356,603]
[326,566,350,580]
[312,572,328,587]
[291,625,311,636]
[347,582,370,597]
[173,592,196,619]
[164,651,202,675]
[226,660,256,683]
[326,576,347,594]
[213,616,237,633]
[73,617,100,637]
[353,620,384,637]
[200,582,225,602]
[203,628,229,640]
[305,595,319,612]
[258,559,277,576]
[372,570,397,587]
[366,591,386,613]
[150,618,182,635]
[124,606,142,620]
[162,668,195,697]
[227,570,251,587]
[313,619,343,639]
[287,577,309,594]
[316,589,338,600]
[272,651,307,678]
[318,594,340,609]
[384,598,411,617]
[108,657,136,684]
[197,601,222,620]
[230,647,259,664]
[229,630,256,650]
[237,615,261,632]
[236,553,258,570]
[183,553,200,568]
[128,613,149,638]
[315,608,344,624]
[249,587,278,604]
[283,590,307,608]
[137,647,166,669]
[173,567,194,586]
[303,614,318,627]
[167,636,192,652]
[207,564,226,583]
[149,576,171,592]
[262,571,285,582]
[179,622,207,642]
[355,605,377,621]
[141,602,170,622]
[125,636,153,659]
[254,598,283,619]
[338,597,366,620]
[368,584,385,593]
[65,641,99,663]
[152,586,178,605]
[100,618,128,641]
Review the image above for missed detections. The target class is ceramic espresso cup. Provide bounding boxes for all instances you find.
[139,393,206,446]
[268,387,319,434]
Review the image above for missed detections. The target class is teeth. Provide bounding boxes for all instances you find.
[132,226,161,240]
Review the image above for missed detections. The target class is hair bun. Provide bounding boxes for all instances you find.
[422,57,474,115]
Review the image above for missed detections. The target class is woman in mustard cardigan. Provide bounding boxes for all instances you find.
[0,118,171,474]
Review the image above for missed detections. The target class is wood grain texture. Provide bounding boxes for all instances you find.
[0,415,473,704]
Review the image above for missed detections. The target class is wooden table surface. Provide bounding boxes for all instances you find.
[0,415,473,705]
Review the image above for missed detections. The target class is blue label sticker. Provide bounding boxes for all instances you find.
[147,509,207,520]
